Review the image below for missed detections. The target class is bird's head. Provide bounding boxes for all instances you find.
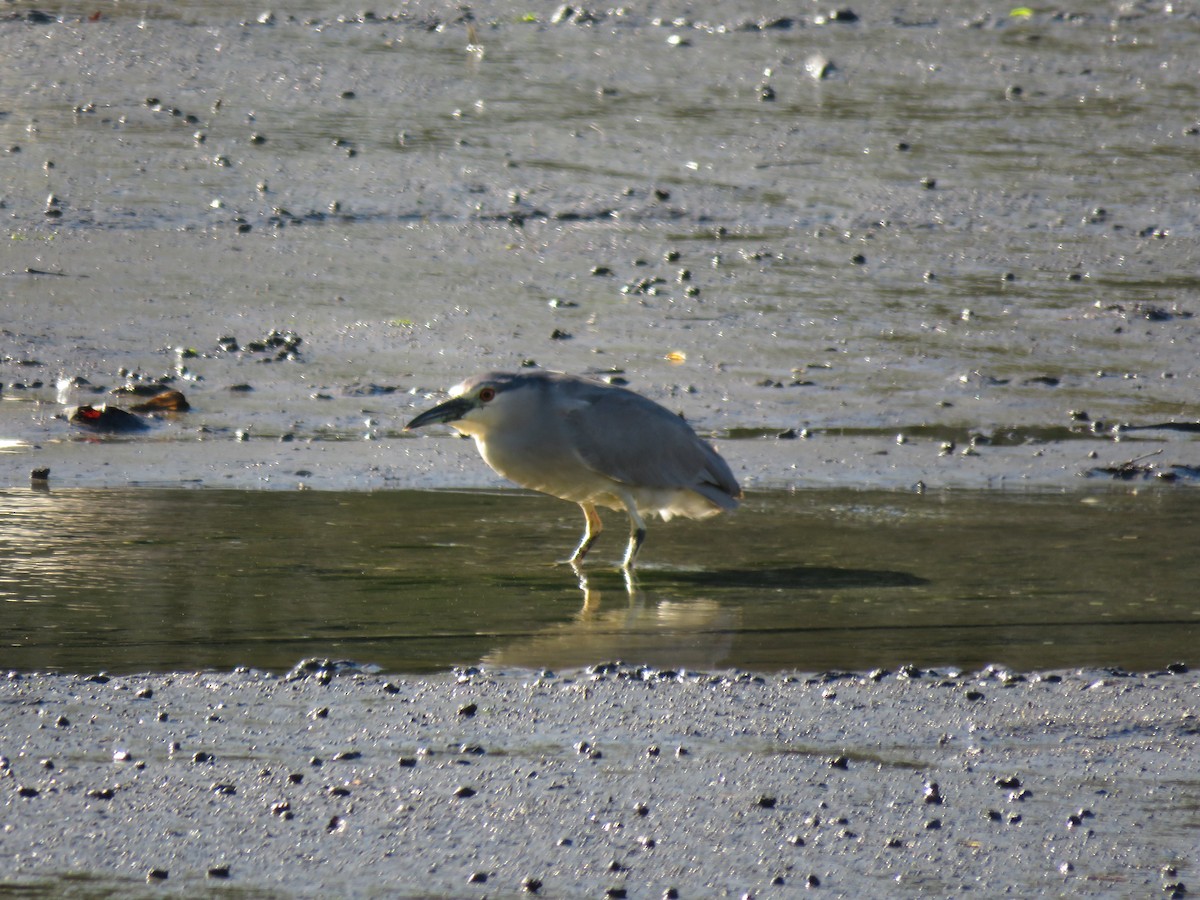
[404,372,531,438]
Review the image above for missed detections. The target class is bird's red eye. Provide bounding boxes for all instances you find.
[479,387,496,402]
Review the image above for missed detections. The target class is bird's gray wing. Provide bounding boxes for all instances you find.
[561,386,740,505]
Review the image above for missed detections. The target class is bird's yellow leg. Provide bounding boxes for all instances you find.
[570,502,603,564]
[620,506,647,571]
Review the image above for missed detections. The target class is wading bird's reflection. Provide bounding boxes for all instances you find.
[570,560,641,616]
[484,564,738,670]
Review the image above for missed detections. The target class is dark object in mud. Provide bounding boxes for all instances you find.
[220,329,302,359]
[1084,449,1200,482]
[255,329,301,355]
[130,390,190,412]
[1105,301,1192,322]
[112,382,172,397]
[1115,421,1200,434]
[30,467,49,483]
[70,404,150,433]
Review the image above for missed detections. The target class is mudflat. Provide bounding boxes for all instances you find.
[2,664,1197,897]
[2,1,1198,491]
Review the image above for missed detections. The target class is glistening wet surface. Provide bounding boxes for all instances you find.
[3,486,1196,675]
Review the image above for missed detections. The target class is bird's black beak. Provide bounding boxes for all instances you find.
[404,396,475,431]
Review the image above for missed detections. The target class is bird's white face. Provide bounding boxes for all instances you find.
[443,379,509,438]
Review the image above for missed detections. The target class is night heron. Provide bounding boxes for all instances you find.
[404,370,741,569]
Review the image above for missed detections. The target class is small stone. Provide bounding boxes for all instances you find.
[458,703,478,717]
[757,795,777,809]
[207,866,230,879]
[147,869,168,882]
[454,786,477,799]
[467,872,488,884]
[923,782,944,805]
[522,876,543,893]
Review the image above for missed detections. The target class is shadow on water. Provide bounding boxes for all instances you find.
[639,565,928,591]
[1,487,1197,674]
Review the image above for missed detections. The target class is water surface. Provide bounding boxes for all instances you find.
[2,486,1195,674]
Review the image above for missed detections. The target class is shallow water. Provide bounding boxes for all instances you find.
[2,486,1195,674]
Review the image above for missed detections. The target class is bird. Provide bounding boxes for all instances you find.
[404,370,741,570]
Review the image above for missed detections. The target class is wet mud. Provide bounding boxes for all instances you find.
[2,1,1200,492]
[2,664,1197,898]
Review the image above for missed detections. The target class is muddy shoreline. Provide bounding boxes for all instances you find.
[3,2,1200,493]
[2,664,1197,898]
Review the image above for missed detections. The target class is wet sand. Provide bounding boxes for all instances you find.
[2,664,1197,897]
[2,1,1199,492]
